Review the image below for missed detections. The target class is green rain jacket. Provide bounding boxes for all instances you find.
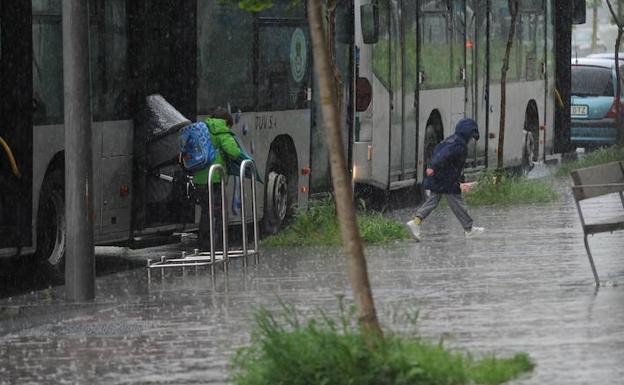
[192,118,242,185]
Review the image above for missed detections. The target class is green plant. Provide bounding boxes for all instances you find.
[465,171,558,206]
[230,304,535,385]
[556,146,624,177]
[261,198,410,247]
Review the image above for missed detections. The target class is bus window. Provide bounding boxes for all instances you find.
[372,0,390,90]
[403,1,418,93]
[451,0,465,86]
[256,24,310,111]
[32,0,129,124]
[256,1,305,18]
[419,1,452,88]
[32,0,63,125]
[361,3,379,44]
[518,10,544,81]
[89,0,129,121]
[490,0,520,82]
[197,2,254,113]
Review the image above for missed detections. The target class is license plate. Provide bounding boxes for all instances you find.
[571,105,588,116]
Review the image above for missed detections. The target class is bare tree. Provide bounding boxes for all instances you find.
[606,0,624,145]
[230,0,383,339]
[592,0,600,53]
[496,0,520,173]
[307,0,382,339]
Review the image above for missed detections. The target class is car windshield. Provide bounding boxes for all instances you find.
[571,66,613,97]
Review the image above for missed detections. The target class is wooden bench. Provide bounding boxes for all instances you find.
[570,160,624,285]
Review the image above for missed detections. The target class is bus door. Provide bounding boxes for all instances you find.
[371,0,418,189]
[0,1,33,248]
[398,0,418,186]
[367,0,391,188]
[128,0,197,231]
[463,0,488,167]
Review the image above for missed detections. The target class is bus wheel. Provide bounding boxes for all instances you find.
[263,170,289,235]
[35,168,66,281]
[424,124,438,169]
[521,129,536,175]
[419,124,439,200]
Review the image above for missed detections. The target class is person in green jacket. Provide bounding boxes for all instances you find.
[193,107,243,252]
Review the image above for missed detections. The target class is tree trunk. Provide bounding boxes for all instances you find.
[591,3,598,53]
[496,0,519,173]
[307,0,383,339]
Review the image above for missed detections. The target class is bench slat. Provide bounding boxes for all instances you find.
[583,215,624,235]
[571,183,624,198]
[570,161,624,201]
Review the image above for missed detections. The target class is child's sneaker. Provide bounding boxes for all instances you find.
[406,220,422,242]
[464,226,485,237]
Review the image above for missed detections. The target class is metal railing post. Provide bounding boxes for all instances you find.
[239,160,259,264]
[208,164,228,274]
[145,162,260,276]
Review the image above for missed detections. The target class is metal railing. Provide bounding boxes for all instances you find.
[147,161,259,278]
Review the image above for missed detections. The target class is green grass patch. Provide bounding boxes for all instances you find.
[230,305,535,385]
[465,171,559,206]
[556,146,624,177]
[262,200,410,247]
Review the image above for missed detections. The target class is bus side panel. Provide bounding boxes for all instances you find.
[369,76,391,189]
[32,124,104,242]
[418,89,452,150]
[251,110,311,211]
[487,81,545,167]
[99,121,133,241]
[0,1,33,248]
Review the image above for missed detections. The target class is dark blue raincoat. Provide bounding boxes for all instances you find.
[423,118,480,194]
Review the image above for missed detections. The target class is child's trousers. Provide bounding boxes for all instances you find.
[414,191,473,230]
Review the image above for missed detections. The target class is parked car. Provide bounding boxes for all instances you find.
[586,52,624,60]
[570,58,622,149]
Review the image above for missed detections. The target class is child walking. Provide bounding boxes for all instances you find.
[407,118,484,241]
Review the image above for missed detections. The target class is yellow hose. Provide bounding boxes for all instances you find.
[0,135,21,178]
[554,88,564,109]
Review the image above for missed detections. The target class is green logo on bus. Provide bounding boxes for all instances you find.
[290,28,307,83]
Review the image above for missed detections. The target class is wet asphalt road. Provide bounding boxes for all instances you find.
[1,169,623,384]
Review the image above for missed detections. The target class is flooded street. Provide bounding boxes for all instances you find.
[1,176,623,384]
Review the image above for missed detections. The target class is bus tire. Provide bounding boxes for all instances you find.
[419,124,439,202]
[521,130,535,175]
[263,170,289,235]
[423,124,438,169]
[262,143,297,235]
[35,168,66,281]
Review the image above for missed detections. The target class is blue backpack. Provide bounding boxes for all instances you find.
[178,122,218,172]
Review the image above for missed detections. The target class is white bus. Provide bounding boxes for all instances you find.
[351,0,558,191]
[0,0,312,272]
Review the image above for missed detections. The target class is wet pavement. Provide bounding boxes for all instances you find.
[1,169,623,384]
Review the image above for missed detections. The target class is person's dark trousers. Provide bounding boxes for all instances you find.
[415,191,473,230]
[196,184,223,252]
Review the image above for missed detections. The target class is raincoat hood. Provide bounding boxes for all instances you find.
[455,118,479,142]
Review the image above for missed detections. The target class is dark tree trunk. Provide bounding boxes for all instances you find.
[307,0,383,340]
[496,0,519,173]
